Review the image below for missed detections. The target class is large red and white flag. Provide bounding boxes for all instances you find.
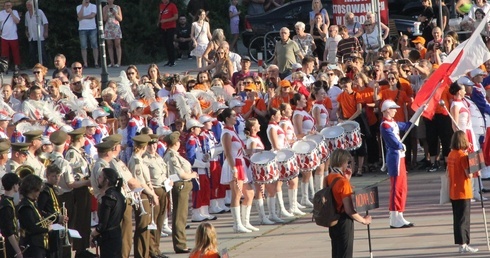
[411,13,490,119]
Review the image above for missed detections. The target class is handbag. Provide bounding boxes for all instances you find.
[439,171,450,205]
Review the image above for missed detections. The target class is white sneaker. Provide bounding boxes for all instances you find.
[459,244,478,253]
[162,226,172,235]
[160,232,168,237]
[471,199,476,203]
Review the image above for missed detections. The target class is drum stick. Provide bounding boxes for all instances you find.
[439,100,461,131]
[477,175,490,251]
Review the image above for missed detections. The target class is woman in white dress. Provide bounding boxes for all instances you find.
[311,86,330,192]
[190,9,212,68]
[291,93,315,208]
[218,108,256,233]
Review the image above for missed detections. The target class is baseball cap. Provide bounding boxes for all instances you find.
[381,100,401,112]
[411,36,426,45]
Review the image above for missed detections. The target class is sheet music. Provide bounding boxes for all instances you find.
[68,229,82,238]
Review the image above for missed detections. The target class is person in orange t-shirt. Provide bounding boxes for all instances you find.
[324,149,372,258]
[377,72,411,123]
[269,80,295,109]
[242,82,267,119]
[336,77,367,176]
[447,131,479,253]
[412,36,427,59]
[190,222,221,258]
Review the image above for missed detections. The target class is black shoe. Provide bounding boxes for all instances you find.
[175,248,191,254]
[163,62,170,67]
[390,224,411,229]
[427,163,438,172]
[406,223,415,227]
[185,224,190,229]
[94,64,100,68]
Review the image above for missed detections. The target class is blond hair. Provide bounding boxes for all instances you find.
[191,223,218,256]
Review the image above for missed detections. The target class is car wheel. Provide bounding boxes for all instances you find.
[248,35,277,63]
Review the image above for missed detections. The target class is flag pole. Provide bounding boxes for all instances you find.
[477,173,490,251]
[366,210,373,258]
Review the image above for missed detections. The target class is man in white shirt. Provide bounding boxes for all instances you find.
[76,0,99,68]
[0,1,20,71]
[324,25,342,64]
[25,0,49,66]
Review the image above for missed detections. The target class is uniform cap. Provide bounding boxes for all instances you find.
[11,142,29,153]
[0,141,10,154]
[228,99,245,109]
[49,130,69,145]
[212,102,228,113]
[94,140,115,153]
[186,118,204,130]
[0,111,11,121]
[132,134,151,145]
[381,100,401,112]
[82,118,97,127]
[92,108,110,120]
[150,101,162,112]
[199,115,216,124]
[24,130,43,143]
[12,113,28,124]
[130,100,145,112]
[102,134,123,144]
[148,134,159,144]
[67,127,86,136]
[163,131,180,145]
[41,136,52,146]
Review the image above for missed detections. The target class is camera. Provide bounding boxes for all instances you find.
[109,7,114,12]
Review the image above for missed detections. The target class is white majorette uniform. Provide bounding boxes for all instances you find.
[246,135,265,183]
[220,126,248,184]
[266,122,287,150]
[451,99,478,152]
[292,108,315,134]
[311,100,329,130]
[279,117,296,144]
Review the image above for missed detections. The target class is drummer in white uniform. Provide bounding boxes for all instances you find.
[291,93,315,208]
[218,108,256,233]
[245,118,281,225]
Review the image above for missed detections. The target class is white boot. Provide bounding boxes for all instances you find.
[254,199,274,225]
[268,197,284,223]
[288,189,305,216]
[200,206,217,220]
[389,211,406,228]
[309,176,315,199]
[399,212,414,226]
[191,208,208,222]
[225,190,232,205]
[277,191,294,218]
[300,182,313,208]
[314,175,323,193]
[231,206,251,233]
[297,184,306,209]
[217,198,230,212]
[209,199,223,214]
[241,205,259,231]
[162,209,172,235]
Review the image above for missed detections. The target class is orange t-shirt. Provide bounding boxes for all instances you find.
[378,89,411,122]
[399,77,414,98]
[419,47,427,59]
[307,97,332,113]
[447,149,472,200]
[337,91,362,119]
[355,87,377,125]
[190,250,220,258]
[435,87,451,115]
[270,93,294,109]
[243,98,267,116]
[193,83,209,91]
[327,173,353,213]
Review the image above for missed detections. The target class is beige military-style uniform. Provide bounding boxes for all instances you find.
[64,146,91,252]
[90,158,110,199]
[24,151,45,179]
[0,164,5,195]
[143,152,169,257]
[5,159,20,174]
[163,148,193,252]
[109,158,133,258]
[51,152,76,236]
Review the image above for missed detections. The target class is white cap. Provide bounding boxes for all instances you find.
[292,63,302,70]
[229,99,245,109]
[12,113,28,124]
[156,126,172,136]
[381,100,401,112]
[60,125,74,133]
[199,114,216,124]
[150,102,162,112]
[82,118,97,127]
[470,68,486,78]
[457,76,475,86]
[0,111,11,121]
[92,108,110,120]
[130,100,145,112]
[186,118,204,130]
[41,136,52,145]
[212,102,228,113]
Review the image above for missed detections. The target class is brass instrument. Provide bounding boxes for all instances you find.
[36,212,59,228]
[38,152,52,167]
[0,234,5,258]
[15,165,35,179]
[60,202,71,247]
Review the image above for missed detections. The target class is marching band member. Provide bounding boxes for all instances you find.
[90,168,126,258]
[6,143,30,174]
[291,93,315,208]
[92,108,110,144]
[199,115,229,214]
[186,118,216,222]
[65,128,92,256]
[380,100,414,229]
[0,141,9,183]
[144,134,171,258]
[128,134,159,258]
[210,102,230,204]
[37,164,69,258]
[218,108,255,233]
[0,111,10,139]
[0,173,23,258]
[126,100,147,158]
[21,86,49,124]
[18,174,50,258]
[23,130,46,179]
[82,118,99,164]
[230,99,247,142]
[267,108,296,218]
[279,103,305,215]
[163,132,198,253]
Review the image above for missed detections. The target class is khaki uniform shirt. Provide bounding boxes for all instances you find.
[163,148,192,182]
[24,151,45,179]
[90,158,110,199]
[128,155,151,186]
[65,147,90,180]
[143,152,168,188]
[5,159,20,174]
[109,158,133,198]
[51,152,75,194]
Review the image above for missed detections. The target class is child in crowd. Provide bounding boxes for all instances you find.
[93,108,110,143]
[117,110,130,163]
[190,222,220,258]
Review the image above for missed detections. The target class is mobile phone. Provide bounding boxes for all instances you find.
[110,7,114,12]
[397,59,408,64]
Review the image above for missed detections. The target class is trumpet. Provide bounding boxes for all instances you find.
[36,212,59,228]
[60,202,71,247]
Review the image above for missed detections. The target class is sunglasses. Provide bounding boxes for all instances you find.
[327,73,334,76]
[72,81,82,86]
[127,72,135,75]
[383,70,388,73]
[217,52,225,54]
[243,81,253,84]
[47,86,55,90]
[255,81,261,84]
[403,70,411,73]
[33,71,41,74]
[62,81,70,85]
[388,77,396,80]
[73,67,83,70]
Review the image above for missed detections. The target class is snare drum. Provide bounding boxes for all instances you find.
[321,126,345,152]
[250,151,278,184]
[276,149,299,181]
[292,140,319,172]
[338,121,362,151]
[304,134,329,162]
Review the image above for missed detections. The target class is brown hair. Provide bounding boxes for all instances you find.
[450,130,469,150]
[244,118,259,137]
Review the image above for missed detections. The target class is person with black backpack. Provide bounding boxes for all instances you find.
[325,149,372,258]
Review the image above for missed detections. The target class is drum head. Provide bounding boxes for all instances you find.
[276,149,295,162]
[291,140,317,154]
[321,126,345,138]
[338,121,359,133]
[303,134,324,144]
[250,151,276,164]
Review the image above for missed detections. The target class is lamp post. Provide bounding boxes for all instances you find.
[34,0,42,64]
[96,0,108,88]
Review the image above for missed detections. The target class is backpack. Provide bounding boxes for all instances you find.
[312,177,341,227]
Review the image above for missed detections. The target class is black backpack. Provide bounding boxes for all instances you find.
[312,177,341,227]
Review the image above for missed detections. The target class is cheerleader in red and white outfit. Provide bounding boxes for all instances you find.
[218,108,256,233]
[279,103,306,215]
[246,118,279,225]
[311,86,331,193]
[291,93,315,208]
[267,108,298,219]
